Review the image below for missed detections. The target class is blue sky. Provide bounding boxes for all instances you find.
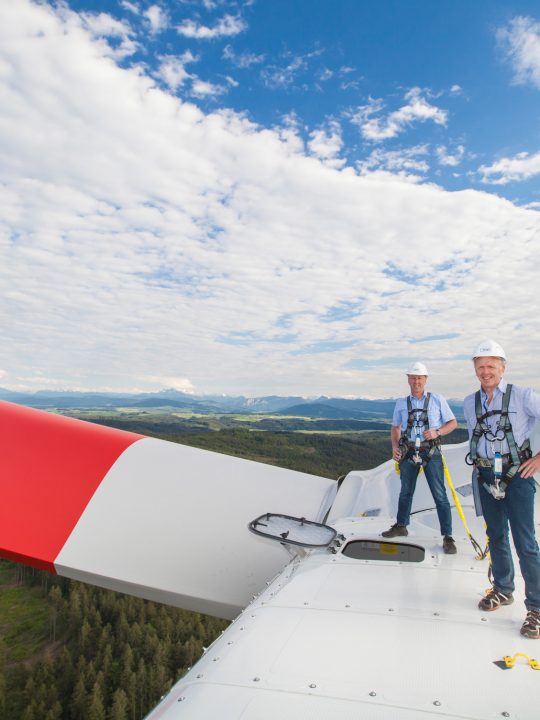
[0,1,539,398]
[66,0,540,203]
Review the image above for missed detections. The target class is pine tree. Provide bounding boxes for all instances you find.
[70,676,87,720]
[87,682,106,720]
[108,688,129,720]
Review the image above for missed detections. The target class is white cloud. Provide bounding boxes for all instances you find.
[144,5,169,34]
[176,14,246,39]
[351,88,448,141]
[436,144,465,167]
[308,121,345,168]
[261,55,306,89]
[478,149,540,184]
[191,78,229,97]
[317,67,333,82]
[120,1,140,15]
[498,16,540,89]
[223,45,265,68]
[156,51,198,91]
[79,11,138,59]
[144,375,196,393]
[358,145,430,180]
[1,1,539,398]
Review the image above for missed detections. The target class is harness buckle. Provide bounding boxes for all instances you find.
[485,478,507,501]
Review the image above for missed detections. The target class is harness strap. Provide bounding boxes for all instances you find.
[400,392,437,467]
[469,384,531,481]
[404,392,431,436]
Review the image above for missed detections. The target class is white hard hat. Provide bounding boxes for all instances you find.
[472,339,507,361]
[406,362,428,376]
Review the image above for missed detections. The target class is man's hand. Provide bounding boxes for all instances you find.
[392,446,402,462]
[423,428,440,441]
[519,452,540,479]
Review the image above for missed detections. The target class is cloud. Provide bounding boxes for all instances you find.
[261,55,306,89]
[351,88,448,141]
[156,51,198,91]
[498,16,540,89]
[223,45,265,68]
[307,121,345,168]
[176,14,246,39]
[120,1,140,15]
[358,145,430,180]
[144,375,196,393]
[1,1,539,399]
[79,10,138,59]
[261,49,324,90]
[478,149,540,184]
[144,5,169,34]
[436,144,465,167]
[317,67,333,82]
[191,78,230,97]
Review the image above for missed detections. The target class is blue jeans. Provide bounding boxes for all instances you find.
[397,449,452,536]
[479,467,540,611]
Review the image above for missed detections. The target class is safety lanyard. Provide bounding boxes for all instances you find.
[483,395,503,477]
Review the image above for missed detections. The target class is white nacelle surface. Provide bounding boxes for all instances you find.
[145,434,540,720]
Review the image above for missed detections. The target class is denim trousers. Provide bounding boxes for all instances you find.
[479,467,540,611]
[397,449,452,536]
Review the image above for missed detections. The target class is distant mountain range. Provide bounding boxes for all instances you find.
[0,388,465,421]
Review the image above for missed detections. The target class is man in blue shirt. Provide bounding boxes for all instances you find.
[464,339,540,639]
[382,362,458,554]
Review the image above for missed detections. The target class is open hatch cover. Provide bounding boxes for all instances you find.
[249,513,337,548]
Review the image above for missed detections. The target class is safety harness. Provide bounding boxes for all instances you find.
[398,392,440,467]
[466,384,532,498]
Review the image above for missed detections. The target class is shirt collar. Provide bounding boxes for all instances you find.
[480,378,507,403]
[409,392,428,402]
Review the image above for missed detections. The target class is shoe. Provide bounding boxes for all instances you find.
[478,588,514,611]
[520,609,540,639]
[443,536,457,554]
[381,523,408,538]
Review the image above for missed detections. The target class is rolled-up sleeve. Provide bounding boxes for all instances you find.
[392,399,405,429]
[438,396,455,424]
[524,387,540,421]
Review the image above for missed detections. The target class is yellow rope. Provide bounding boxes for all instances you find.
[441,454,488,560]
[394,453,488,559]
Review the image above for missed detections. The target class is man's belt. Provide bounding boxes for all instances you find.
[404,439,439,451]
[475,455,510,469]
[475,450,531,469]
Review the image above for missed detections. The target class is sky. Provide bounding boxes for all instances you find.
[0,0,539,399]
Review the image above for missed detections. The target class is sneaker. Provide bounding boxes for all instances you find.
[381,523,408,538]
[478,588,514,612]
[443,536,457,554]
[520,609,540,639]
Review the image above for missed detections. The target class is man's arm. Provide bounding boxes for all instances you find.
[519,387,540,478]
[423,418,457,441]
[423,394,457,441]
[520,453,540,479]
[391,425,402,462]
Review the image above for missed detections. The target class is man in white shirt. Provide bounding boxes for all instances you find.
[464,339,540,639]
[382,362,458,554]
